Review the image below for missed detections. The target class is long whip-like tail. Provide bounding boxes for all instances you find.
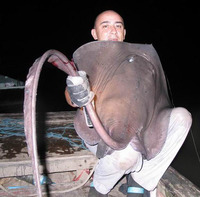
[23,49,125,196]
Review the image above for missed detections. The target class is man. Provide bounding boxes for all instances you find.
[65,10,192,197]
[91,10,126,42]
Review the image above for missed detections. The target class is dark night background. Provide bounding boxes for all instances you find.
[1,0,200,188]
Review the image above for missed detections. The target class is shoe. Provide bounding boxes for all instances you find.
[88,182,108,197]
[119,174,150,197]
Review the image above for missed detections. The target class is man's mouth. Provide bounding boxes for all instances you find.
[108,38,118,41]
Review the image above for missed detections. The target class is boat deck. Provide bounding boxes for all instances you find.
[0,111,200,196]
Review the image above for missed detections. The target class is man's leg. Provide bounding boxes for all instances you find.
[86,143,143,195]
[132,107,192,193]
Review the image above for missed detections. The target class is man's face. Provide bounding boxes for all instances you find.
[91,11,126,41]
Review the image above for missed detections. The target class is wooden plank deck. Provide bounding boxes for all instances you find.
[0,111,98,177]
[0,111,200,196]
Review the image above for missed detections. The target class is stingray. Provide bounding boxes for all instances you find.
[23,41,172,196]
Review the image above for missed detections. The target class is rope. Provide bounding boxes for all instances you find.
[0,161,97,197]
[165,74,200,168]
[190,128,200,165]
[0,117,95,196]
[0,118,87,149]
[0,118,24,138]
[1,160,98,197]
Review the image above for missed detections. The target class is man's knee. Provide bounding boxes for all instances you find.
[111,146,142,171]
[117,156,138,170]
[172,107,192,128]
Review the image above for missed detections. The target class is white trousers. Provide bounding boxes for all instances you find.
[86,107,192,196]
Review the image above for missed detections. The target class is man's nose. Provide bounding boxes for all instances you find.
[110,26,117,34]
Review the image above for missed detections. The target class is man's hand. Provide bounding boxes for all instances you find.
[66,71,94,107]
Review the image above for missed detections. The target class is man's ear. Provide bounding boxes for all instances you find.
[91,29,98,40]
[123,29,126,40]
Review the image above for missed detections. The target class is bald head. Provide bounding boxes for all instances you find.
[94,10,125,28]
[91,10,126,41]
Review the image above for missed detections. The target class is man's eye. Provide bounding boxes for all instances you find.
[116,25,122,28]
[102,25,108,29]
